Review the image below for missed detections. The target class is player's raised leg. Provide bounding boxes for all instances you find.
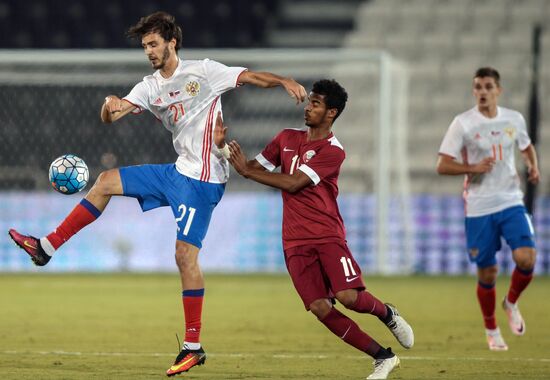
[502,246,536,336]
[310,299,399,379]
[8,169,122,265]
[167,240,207,376]
[336,289,414,349]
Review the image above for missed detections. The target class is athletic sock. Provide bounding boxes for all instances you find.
[319,307,381,357]
[373,346,395,360]
[507,266,534,304]
[182,288,204,345]
[45,198,101,250]
[477,281,497,330]
[348,290,388,319]
[183,342,201,350]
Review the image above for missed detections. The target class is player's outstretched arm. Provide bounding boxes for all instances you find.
[436,154,495,176]
[101,96,137,124]
[521,144,540,185]
[238,71,307,104]
[228,141,311,193]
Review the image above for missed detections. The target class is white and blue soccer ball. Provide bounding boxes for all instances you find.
[49,154,89,195]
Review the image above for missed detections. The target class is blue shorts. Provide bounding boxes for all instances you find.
[465,205,535,268]
[119,164,225,248]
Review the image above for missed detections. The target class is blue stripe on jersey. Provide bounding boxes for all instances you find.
[182,289,205,297]
[80,198,101,218]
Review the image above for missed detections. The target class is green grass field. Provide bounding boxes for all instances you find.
[0,274,549,379]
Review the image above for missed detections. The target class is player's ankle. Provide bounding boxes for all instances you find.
[40,237,55,256]
[373,346,394,360]
[379,304,393,325]
[183,342,201,350]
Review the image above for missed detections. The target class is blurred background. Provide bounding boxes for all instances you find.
[0,0,549,274]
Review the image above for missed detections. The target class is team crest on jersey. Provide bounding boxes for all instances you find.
[302,150,316,163]
[504,127,515,139]
[185,81,200,97]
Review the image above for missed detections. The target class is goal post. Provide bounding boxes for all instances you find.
[0,48,412,274]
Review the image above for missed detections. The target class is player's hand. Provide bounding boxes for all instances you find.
[472,157,495,173]
[227,141,248,177]
[527,165,540,185]
[213,111,228,148]
[282,78,307,104]
[104,95,123,114]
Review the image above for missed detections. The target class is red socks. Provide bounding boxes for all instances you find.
[348,291,388,319]
[182,289,204,344]
[46,198,101,250]
[320,307,381,357]
[507,267,534,304]
[477,281,497,330]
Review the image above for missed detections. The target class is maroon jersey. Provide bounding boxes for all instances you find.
[255,128,346,250]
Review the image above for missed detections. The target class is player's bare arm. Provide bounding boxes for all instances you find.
[228,141,311,193]
[100,95,137,124]
[521,144,540,184]
[238,70,307,104]
[436,154,495,175]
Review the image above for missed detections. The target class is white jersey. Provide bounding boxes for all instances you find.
[124,58,246,183]
[439,106,531,217]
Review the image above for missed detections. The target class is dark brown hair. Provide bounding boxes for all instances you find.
[127,11,182,51]
[474,67,501,86]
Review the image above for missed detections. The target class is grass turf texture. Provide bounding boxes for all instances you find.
[0,274,549,379]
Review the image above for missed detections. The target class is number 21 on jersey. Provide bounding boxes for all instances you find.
[169,102,185,123]
[175,203,196,236]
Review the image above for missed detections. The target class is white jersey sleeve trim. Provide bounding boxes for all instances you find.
[298,164,320,185]
[121,98,144,115]
[255,153,276,172]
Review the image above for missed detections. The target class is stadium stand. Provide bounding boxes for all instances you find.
[345,0,550,193]
[0,0,547,195]
[0,0,278,48]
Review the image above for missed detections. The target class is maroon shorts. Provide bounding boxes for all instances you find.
[284,241,365,310]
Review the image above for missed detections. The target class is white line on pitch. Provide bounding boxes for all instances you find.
[1,351,550,363]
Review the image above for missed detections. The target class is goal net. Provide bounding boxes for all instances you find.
[0,49,411,274]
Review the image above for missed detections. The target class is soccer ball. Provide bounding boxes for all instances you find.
[49,154,89,194]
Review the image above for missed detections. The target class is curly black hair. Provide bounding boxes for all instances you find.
[311,79,348,120]
[127,11,182,52]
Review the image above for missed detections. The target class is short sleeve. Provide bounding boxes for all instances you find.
[298,146,344,185]
[515,113,531,151]
[255,132,283,171]
[204,59,247,95]
[123,81,150,114]
[439,116,464,158]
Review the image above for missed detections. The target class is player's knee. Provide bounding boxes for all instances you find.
[175,250,192,270]
[514,248,536,270]
[335,289,358,309]
[309,299,332,319]
[478,265,498,284]
[174,244,199,271]
[92,169,119,195]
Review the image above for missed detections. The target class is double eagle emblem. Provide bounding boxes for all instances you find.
[185,81,200,97]
[167,81,200,99]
